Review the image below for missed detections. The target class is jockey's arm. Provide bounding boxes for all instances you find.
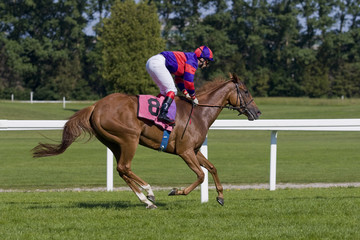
[179,68,199,105]
[182,62,196,97]
[175,76,185,92]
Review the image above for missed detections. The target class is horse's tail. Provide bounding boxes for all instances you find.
[32,105,96,158]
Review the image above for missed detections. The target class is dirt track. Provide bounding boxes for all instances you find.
[1,182,360,193]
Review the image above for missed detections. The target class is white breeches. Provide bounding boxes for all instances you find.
[146,54,177,96]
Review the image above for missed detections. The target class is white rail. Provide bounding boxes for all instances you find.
[198,119,360,202]
[2,119,360,202]
[0,120,67,131]
[210,119,360,131]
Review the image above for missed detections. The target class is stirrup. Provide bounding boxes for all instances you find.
[158,113,175,126]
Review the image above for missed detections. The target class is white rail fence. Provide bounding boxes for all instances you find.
[1,119,360,203]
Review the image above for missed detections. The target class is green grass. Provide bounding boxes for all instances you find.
[0,130,196,189]
[209,130,360,184]
[0,101,93,119]
[1,98,360,239]
[1,128,359,190]
[1,188,359,239]
[1,98,360,190]
[3,97,360,120]
[220,97,360,119]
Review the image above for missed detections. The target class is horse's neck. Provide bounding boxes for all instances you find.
[196,82,232,128]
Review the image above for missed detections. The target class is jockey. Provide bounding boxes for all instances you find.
[146,45,214,125]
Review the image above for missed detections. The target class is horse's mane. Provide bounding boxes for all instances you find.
[196,77,229,96]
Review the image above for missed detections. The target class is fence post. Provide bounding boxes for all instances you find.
[270,131,278,191]
[106,148,114,191]
[200,136,209,203]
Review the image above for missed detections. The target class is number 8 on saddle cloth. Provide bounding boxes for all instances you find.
[137,95,176,151]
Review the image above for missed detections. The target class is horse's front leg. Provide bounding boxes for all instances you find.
[196,151,224,206]
[169,149,205,196]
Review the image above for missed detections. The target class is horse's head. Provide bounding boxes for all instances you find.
[228,73,261,121]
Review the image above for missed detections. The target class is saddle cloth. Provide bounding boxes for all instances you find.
[137,95,176,131]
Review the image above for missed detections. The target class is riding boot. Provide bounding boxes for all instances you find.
[158,97,175,125]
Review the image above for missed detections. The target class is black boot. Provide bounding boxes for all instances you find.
[158,97,175,125]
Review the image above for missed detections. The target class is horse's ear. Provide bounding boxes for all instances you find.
[228,72,233,80]
[231,73,241,83]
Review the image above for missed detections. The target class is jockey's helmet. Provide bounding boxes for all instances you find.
[194,46,214,61]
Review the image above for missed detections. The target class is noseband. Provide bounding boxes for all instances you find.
[197,82,254,116]
[234,83,254,116]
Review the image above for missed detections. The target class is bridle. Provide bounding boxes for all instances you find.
[197,82,254,116]
[181,82,254,139]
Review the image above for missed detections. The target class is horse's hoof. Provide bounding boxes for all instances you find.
[217,197,224,206]
[168,188,177,196]
[146,204,157,209]
[147,195,155,203]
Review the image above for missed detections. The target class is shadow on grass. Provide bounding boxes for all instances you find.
[75,201,167,209]
[64,108,81,113]
[22,201,167,210]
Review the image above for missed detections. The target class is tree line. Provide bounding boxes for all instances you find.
[1,0,359,100]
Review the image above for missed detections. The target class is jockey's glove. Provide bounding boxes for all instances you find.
[182,89,191,99]
[191,95,199,105]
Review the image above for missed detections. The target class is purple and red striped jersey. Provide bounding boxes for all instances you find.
[161,51,198,96]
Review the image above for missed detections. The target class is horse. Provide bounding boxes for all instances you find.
[32,73,261,209]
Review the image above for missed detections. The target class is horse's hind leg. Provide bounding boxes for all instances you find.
[121,174,156,209]
[196,151,224,206]
[114,139,157,209]
[123,168,156,204]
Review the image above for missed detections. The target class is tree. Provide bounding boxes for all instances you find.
[153,0,235,84]
[87,0,115,34]
[332,62,360,97]
[101,0,165,95]
[0,0,94,100]
[44,0,93,99]
[301,63,330,97]
[264,0,303,96]
[181,11,238,82]
[1,0,360,99]
[153,0,204,48]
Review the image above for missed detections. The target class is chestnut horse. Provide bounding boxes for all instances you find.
[33,74,261,209]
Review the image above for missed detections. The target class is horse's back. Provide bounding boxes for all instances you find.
[91,93,143,136]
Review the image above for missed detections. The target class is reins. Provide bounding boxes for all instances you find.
[181,82,254,139]
[197,83,254,114]
[196,103,241,110]
[181,103,194,139]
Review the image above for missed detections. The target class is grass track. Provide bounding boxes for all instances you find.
[1,188,360,239]
[1,98,360,239]
[1,98,360,189]
[1,130,360,189]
